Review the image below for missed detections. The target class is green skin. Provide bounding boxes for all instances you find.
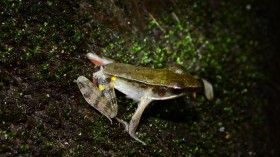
[77,53,202,145]
[104,62,202,89]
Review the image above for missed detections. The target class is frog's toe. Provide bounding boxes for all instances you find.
[128,132,146,145]
[115,117,129,131]
[105,116,113,124]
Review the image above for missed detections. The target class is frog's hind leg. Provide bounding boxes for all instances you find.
[77,76,118,123]
[92,71,118,118]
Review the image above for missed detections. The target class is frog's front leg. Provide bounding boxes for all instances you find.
[129,97,152,145]
[77,76,118,123]
[116,97,152,145]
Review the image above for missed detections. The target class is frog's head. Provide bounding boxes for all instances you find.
[167,65,201,89]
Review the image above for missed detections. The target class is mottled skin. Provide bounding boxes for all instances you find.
[77,53,202,145]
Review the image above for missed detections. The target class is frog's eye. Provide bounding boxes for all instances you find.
[172,88,183,95]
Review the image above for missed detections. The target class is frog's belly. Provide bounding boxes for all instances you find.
[113,78,150,101]
[113,77,186,101]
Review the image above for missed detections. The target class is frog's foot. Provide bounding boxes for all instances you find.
[128,128,147,145]
[201,78,214,101]
[115,117,146,145]
[115,117,129,132]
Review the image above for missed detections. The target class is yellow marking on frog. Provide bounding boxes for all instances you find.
[111,76,117,81]
[98,85,105,91]
[140,97,143,101]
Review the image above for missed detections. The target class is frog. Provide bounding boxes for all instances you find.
[77,52,205,145]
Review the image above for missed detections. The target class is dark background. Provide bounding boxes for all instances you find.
[267,0,280,155]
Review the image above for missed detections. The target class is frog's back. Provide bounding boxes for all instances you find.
[103,63,201,89]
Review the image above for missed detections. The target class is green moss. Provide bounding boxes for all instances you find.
[44,142,53,149]
[20,144,30,153]
[0,0,272,156]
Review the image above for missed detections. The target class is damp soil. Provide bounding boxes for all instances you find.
[0,0,279,156]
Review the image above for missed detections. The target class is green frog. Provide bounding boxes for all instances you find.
[77,53,207,145]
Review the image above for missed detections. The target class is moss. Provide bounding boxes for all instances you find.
[0,0,273,156]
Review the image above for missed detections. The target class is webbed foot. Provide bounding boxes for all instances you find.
[115,117,146,145]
